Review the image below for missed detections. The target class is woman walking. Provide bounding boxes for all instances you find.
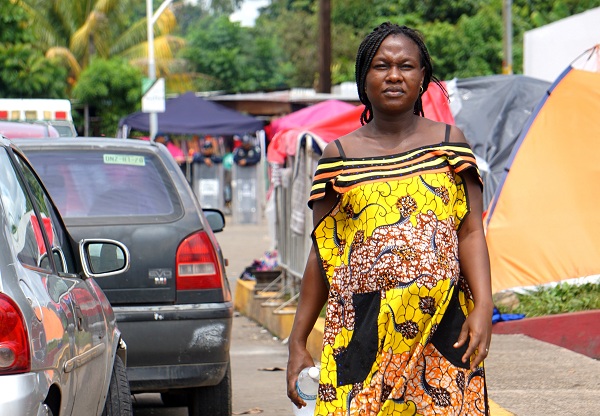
[287,22,493,415]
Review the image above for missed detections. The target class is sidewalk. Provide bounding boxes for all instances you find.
[219,218,600,416]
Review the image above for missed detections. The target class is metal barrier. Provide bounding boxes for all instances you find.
[267,134,320,310]
[231,163,263,224]
[192,162,225,211]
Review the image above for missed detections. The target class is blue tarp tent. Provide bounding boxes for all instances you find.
[118,92,264,137]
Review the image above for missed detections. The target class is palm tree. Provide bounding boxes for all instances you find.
[13,0,192,92]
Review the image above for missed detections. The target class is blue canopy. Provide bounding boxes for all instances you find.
[118,92,264,136]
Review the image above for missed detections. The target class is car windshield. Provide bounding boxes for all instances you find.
[51,124,76,137]
[26,149,175,218]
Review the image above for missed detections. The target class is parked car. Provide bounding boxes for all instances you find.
[0,136,131,415]
[16,137,233,416]
[0,120,60,138]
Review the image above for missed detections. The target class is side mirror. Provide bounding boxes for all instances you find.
[79,239,130,278]
[203,208,226,233]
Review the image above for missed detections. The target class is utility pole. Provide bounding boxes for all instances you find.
[317,0,331,93]
[146,0,172,140]
[502,0,513,74]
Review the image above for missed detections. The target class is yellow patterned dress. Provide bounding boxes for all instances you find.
[308,138,489,416]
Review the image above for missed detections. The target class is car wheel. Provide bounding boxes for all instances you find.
[102,355,132,416]
[188,363,232,416]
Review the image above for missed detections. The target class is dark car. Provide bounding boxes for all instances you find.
[16,137,233,416]
[0,136,132,415]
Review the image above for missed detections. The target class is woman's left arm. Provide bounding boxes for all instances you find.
[455,171,494,371]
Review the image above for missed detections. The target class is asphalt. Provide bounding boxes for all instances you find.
[217,217,600,416]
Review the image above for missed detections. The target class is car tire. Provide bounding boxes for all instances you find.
[102,355,132,416]
[188,362,232,416]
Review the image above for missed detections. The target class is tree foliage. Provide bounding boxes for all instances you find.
[0,0,67,98]
[72,58,143,136]
[182,15,288,92]
[5,0,600,103]
[14,0,186,92]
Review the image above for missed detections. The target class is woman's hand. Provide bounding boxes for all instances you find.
[454,303,493,371]
[287,345,316,409]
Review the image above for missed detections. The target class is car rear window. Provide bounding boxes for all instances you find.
[26,149,177,218]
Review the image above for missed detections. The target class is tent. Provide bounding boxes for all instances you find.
[118,92,264,137]
[267,100,357,164]
[448,75,551,207]
[268,99,356,138]
[484,46,600,294]
[524,7,600,82]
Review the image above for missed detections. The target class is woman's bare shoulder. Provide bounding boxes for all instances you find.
[321,128,364,158]
[321,140,341,159]
[446,124,468,144]
[419,119,468,145]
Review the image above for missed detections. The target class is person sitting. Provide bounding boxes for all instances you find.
[154,132,185,166]
[193,139,223,167]
[233,135,261,167]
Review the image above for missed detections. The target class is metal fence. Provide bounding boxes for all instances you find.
[267,134,320,310]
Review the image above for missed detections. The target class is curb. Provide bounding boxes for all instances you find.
[233,279,325,359]
[234,279,513,415]
[492,309,600,359]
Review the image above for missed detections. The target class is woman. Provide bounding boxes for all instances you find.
[286,22,493,415]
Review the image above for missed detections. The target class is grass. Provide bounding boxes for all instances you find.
[495,282,600,318]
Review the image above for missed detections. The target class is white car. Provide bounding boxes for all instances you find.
[0,136,131,415]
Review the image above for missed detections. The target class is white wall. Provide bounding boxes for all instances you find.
[524,7,600,82]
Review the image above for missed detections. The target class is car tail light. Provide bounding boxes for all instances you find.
[176,231,223,290]
[0,294,30,374]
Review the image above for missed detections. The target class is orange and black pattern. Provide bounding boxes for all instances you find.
[309,143,488,415]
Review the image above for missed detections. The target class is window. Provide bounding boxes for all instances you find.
[26,150,176,218]
[13,154,76,275]
[0,149,51,271]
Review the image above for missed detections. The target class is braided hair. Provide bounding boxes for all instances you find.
[355,22,448,125]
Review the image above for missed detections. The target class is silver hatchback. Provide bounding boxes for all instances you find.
[17,137,233,416]
[0,136,132,415]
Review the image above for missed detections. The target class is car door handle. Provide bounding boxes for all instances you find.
[75,305,84,331]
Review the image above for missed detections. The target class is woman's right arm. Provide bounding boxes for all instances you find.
[286,165,339,408]
[286,140,342,408]
[286,244,328,408]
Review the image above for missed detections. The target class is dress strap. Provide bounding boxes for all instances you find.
[444,124,451,142]
[334,139,347,161]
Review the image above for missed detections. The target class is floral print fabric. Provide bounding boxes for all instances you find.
[309,143,488,415]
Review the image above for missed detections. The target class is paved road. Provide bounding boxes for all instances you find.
[133,219,291,416]
[134,218,600,416]
[132,311,291,416]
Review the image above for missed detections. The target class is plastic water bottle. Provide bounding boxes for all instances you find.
[293,366,320,416]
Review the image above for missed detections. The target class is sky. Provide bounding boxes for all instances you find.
[229,0,269,27]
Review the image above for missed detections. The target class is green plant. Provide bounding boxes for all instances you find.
[496,283,600,318]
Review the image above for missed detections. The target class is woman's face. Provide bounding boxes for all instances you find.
[364,34,425,115]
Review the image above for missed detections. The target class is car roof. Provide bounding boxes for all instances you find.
[0,120,60,138]
[12,136,162,152]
